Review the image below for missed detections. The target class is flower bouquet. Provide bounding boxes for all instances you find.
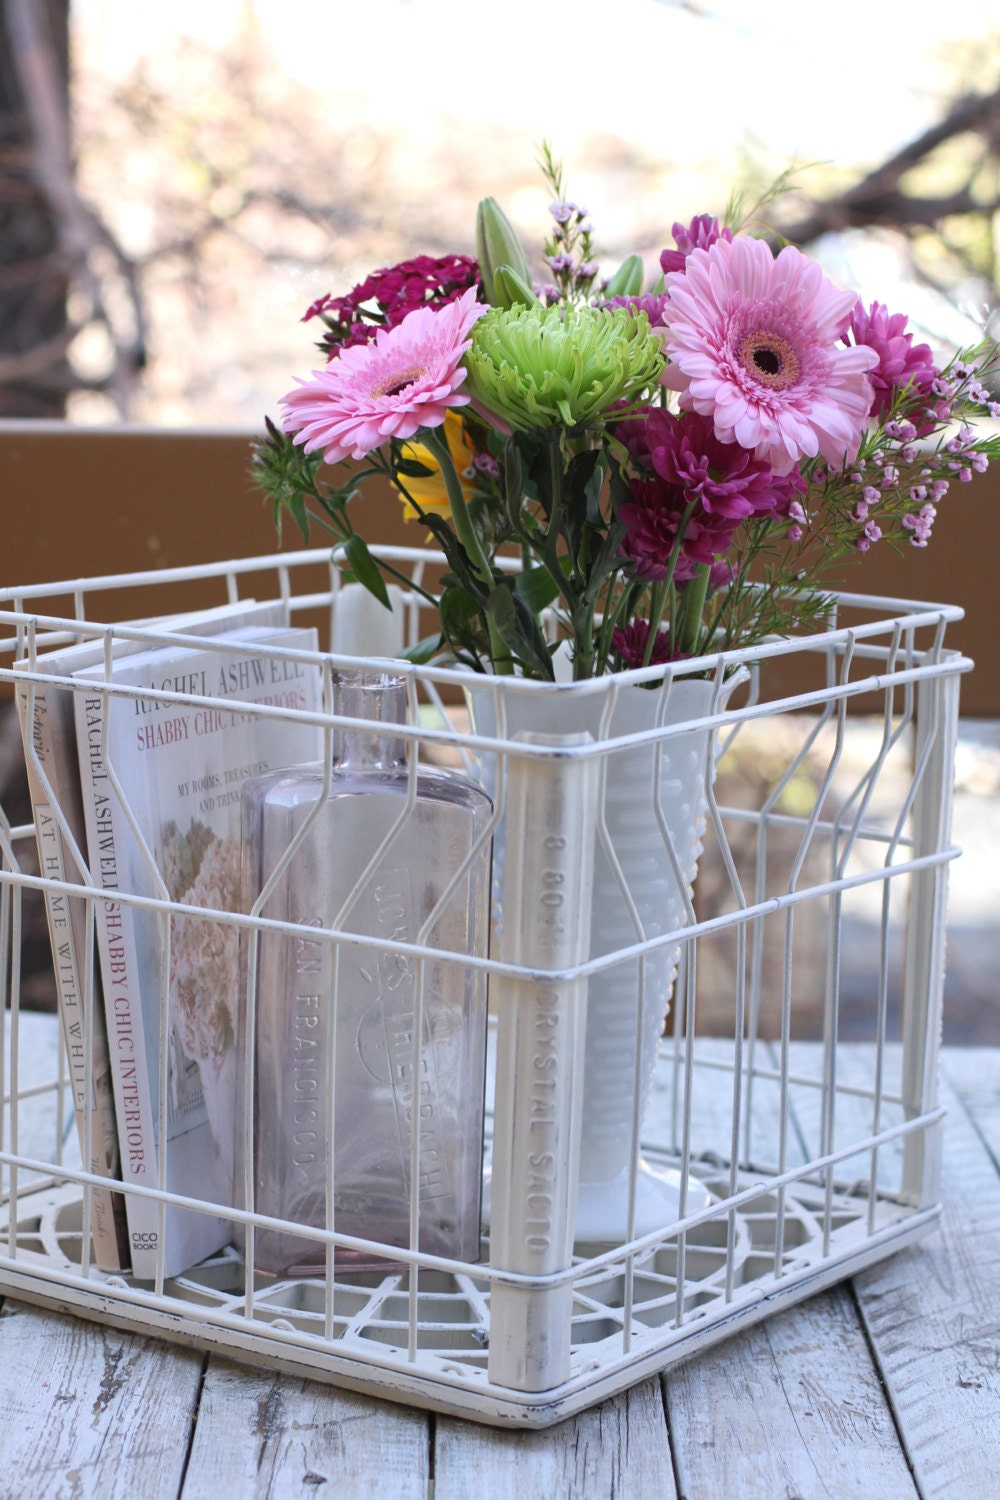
[254,150,999,1243]
[256,146,999,681]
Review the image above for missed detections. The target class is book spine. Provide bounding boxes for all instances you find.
[15,681,131,1273]
[73,686,162,1280]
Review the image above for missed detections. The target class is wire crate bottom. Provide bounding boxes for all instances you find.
[0,1166,939,1428]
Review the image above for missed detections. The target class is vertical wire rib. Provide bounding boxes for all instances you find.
[5,856,21,1258]
[696,669,749,1306]
[0,848,8,1227]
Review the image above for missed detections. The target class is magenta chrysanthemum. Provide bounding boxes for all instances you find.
[616,408,807,579]
[280,288,486,464]
[619,480,736,579]
[847,300,938,424]
[619,408,794,522]
[662,237,879,475]
[612,619,682,668]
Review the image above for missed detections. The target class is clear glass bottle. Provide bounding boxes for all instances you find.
[239,670,492,1277]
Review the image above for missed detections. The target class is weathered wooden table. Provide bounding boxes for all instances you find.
[1,1038,998,1499]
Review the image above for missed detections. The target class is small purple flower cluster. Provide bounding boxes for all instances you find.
[943,422,990,484]
[471,450,499,479]
[542,200,598,301]
[603,292,671,325]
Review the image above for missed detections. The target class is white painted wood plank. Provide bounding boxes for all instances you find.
[0,1298,202,1499]
[850,1069,1000,1499]
[940,1046,1000,1158]
[3,1020,995,1498]
[434,1376,676,1500]
[792,1040,914,1188]
[780,1039,906,1194]
[179,1356,429,1500]
[664,1284,919,1499]
[2,1010,81,1187]
[661,1038,919,1499]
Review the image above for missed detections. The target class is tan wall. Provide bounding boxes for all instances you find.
[2,421,997,714]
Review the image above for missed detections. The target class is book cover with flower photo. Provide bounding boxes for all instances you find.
[14,599,288,1273]
[73,624,322,1279]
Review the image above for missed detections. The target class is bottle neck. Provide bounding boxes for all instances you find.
[331,669,409,771]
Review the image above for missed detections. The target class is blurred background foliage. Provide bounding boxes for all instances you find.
[1,0,998,426]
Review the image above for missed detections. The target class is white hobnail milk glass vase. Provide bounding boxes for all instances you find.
[465,665,740,1244]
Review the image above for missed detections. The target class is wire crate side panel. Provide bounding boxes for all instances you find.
[0,550,966,1424]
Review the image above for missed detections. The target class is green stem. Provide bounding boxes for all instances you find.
[419,429,492,585]
[572,606,594,680]
[596,580,638,675]
[547,439,565,537]
[642,579,670,667]
[540,439,578,604]
[677,563,711,657]
[630,499,699,668]
[420,426,512,675]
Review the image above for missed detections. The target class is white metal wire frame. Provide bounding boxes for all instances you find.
[0,547,966,1426]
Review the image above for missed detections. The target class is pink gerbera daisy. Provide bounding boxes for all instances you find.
[280,287,486,464]
[662,237,879,475]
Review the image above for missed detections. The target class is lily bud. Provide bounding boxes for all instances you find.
[492,265,540,311]
[476,197,532,306]
[604,255,645,298]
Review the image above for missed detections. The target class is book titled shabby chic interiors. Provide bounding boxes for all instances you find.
[14,600,286,1273]
[73,624,321,1279]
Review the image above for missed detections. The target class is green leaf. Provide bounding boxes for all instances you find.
[502,437,524,529]
[558,448,603,552]
[513,563,561,617]
[487,583,554,680]
[439,585,482,638]
[396,633,444,664]
[604,254,645,298]
[286,490,311,542]
[420,514,492,605]
[343,533,391,610]
[395,456,436,479]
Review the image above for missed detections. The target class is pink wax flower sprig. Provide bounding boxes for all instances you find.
[255,147,1000,681]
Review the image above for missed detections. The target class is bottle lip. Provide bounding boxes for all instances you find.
[330,666,406,691]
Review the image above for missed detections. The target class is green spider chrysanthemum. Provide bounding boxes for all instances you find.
[465,303,665,432]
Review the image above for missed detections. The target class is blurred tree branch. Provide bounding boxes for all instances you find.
[776,84,1000,311]
[1,0,147,414]
[0,0,69,414]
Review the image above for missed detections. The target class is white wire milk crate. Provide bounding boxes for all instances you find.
[0,547,967,1427]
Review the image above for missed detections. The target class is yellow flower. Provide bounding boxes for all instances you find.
[394,410,478,521]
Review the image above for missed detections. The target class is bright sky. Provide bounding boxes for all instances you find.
[75,0,998,167]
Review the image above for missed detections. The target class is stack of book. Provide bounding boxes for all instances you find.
[15,601,322,1279]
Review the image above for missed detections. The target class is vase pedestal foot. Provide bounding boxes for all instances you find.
[481,1161,713,1248]
[572,1161,714,1247]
